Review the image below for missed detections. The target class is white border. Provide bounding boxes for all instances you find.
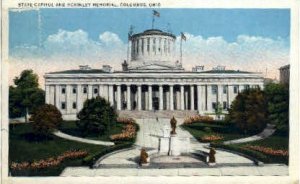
[1,0,299,183]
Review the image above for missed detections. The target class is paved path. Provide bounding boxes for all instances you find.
[61,118,287,176]
[223,124,276,145]
[53,130,114,146]
[61,164,288,176]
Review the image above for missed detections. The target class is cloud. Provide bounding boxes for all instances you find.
[9,29,289,87]
[176,33,289,78]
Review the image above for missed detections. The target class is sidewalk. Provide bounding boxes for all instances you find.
[223,124,276,145]
[53,130,114,146]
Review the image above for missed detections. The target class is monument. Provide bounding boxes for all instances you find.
[158,117,190,156]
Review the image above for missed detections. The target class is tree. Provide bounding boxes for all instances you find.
[226,88,268,134]
[31,104,62,137]
[215,102,223,120]
[264,83,289,134]
[76,96,117,136]
[9,70,45,121]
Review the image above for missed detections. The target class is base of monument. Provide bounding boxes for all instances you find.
[208,162,216,166]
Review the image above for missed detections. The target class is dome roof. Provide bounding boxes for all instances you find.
[131,29,176,39]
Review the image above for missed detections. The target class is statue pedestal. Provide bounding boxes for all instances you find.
[159,137,170,154]
[168,134,181,156]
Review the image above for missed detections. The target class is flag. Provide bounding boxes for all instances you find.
[181,32,186,41]
[153,10,160,17]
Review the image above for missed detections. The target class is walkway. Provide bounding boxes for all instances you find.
[60,118,287,176]
[223,124,276,145]
[53,130,115,146]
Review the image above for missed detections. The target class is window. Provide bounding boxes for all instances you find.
[72,87,77,94]
[147,38,150,52]
[61,102,66,110]
[223,86,227,94]
[153,38,156,52]
[83,87,87,94]
[211,85,217,94]
[223,102,227,110]
[141,39,144,54]
[61,87,66,94]
[94,88,98,94]
[234,85,238,94]
[72,102,77,109]
[212,102,216,110]
[245,85,250,90]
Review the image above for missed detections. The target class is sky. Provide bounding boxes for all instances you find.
[9,8,290,87]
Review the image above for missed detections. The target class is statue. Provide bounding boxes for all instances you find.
[139,148,149,166]
[209,148,216,163]
[170,116,177,135]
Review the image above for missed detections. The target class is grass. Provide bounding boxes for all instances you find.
[181,122,250,143]
[9,122,136,176]
[59,121,124,141]
[212,134,289,164]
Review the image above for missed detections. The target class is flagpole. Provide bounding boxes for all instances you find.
[127,35,130,62]
[180,37,183,65]
[152,14,155,29]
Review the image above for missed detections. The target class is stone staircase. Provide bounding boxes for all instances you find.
[118,110,198,119]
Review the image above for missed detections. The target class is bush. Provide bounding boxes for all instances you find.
[77,96,117,136]
[31,104,62,136]
[183,115,214,124]
[226,88,267,134]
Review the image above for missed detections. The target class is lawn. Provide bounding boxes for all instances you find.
[59,121,125,141]
[9,122,136,176]
[212,133,289,164]
[181,121,250,143]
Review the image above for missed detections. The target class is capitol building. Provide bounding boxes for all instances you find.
[44,29,264,120]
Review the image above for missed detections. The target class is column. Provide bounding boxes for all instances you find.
[166,91,169,110]
[159,85,163,110]
[169,85,174,110]
[228,85,234,108]
[77,84,82,112]
[148,85,153,110]
[49,86,55,105]
[137,85,142,110]
[55,85,60,109]
[108,85,114,106]
[88,85,93,99]
[45,85,50,104]
[197,85,202,112]
[180,85,185,110]
[239,85,245,93]
[145,91,148,110]
[190,85,194,110]
[207,85,212,112]
[66,85,72,114]
[117,85,121,110]
[218,85,223,108]
[127,85,131,110]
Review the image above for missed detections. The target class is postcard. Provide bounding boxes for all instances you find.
[1,1,299,184]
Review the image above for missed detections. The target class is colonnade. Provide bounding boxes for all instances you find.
[46,83,263,114]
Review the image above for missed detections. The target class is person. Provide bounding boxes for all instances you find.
[156,116,158,122]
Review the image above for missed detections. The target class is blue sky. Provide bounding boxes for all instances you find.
[9,8,290,86]
[9,8,290,49]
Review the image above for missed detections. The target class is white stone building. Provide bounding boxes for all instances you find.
[44,29,264,120]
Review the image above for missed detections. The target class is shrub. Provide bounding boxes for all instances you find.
[201,134,223,142]
[10,150,88,170]
[77,96,117,135]
[31,104,62,136]
[183,115,213,125]
[204,127,212,133]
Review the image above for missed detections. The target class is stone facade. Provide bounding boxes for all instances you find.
[279,64,290,85]
[44,29,264,120]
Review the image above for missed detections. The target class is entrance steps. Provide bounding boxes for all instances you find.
[118,110,198,119]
